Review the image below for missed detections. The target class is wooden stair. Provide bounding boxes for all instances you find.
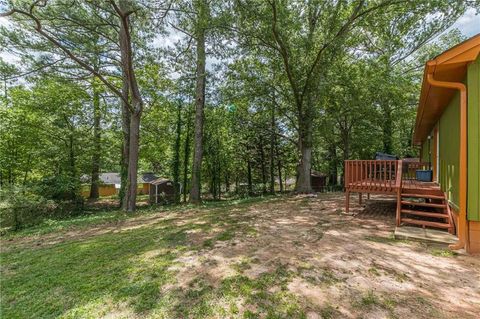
[399,192,454,234]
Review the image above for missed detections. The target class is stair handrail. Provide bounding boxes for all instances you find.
[444,191,456,235]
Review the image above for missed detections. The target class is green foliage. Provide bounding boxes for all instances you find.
[0,185,83,231]
[0,0,477,205]
[430,248,458,257]
[0,187,55,230]
[0,150,85,230]
[35,175,81,201]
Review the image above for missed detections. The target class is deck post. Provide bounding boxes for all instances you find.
[396,189,401,226]
[346,191,350,213]
[359,192,363,205]
[367,193,370,200]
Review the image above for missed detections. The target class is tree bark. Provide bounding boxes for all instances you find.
[119,76,130,210]
[259,136,267,194]
[296,141,312,193]
[275,135,283,192]
[125,108,141,212]
[89,79,101,200]
[269,101,276,194]
[225,173,230,193]
[117,2,144,212]
[247,159,253,196]
[190,9,207,204]
[327,142,338,186]
[295,108,313,193]
[183,108,192,203]
[68,129,77,199]
[172,101,182,203]
[382,104,393,154]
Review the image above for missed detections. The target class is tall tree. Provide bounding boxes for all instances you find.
[189,0,209,203]
[235,0,470,193]
[0,0,161,211]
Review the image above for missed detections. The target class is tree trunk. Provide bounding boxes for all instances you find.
[125,108,140,212]
[89,80,101,200]
[225,173,230,193]
[259,136,267,194]
[183,108,192,203]
[68,130,77,199]
[216,155,221,199]
[295,110,313,193]
[296,141,312,193]
[119,73,130,210]
[68,133,76,179]
[190,17,206,204]
[117,2,143,212]
[275,136,283,192]
[172,101,182,203]
[382,104,393,154]
[277,160,283,192]
[327,142,337,186]
[247,160,253,196]
[269,100,276,193]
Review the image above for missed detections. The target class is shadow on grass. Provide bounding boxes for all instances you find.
[1,194,281,239]
[168,264,305,318]
[0,196,295,318]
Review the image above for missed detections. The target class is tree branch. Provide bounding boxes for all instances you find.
[1,6,130,109]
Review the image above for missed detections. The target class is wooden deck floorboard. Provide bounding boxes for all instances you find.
[347,179,441,194]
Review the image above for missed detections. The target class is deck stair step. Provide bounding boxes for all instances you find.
[398,189,454,233]
[401,218,451,229]
[401,193,445,200]
[400,201,446,208]
[400,209,449,219]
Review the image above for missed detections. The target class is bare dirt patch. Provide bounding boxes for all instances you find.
[2,193,479,318]
[168,193,480,318]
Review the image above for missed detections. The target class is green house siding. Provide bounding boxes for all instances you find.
[420,131,433,165]
[438,92,460,209]
[421,137,432,163]
[468,57,480,221]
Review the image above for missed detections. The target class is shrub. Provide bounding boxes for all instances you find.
[0,185,84,231]
[34,175,81,201]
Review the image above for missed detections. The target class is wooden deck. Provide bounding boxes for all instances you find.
[402,180,443,195]
[346,179,441,194]
[344,160,455,233]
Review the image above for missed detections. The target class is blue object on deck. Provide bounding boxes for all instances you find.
[416,170,433,182]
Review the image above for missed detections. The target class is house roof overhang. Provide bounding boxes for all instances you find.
[413,34,480,145]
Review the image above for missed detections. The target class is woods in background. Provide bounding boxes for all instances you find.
[0,0,475,212]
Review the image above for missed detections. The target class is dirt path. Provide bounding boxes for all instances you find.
[2,193,479,318]
[169,194,480,318]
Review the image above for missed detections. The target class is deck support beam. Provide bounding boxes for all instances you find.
[396,189,401,226]
[345,191,350,214]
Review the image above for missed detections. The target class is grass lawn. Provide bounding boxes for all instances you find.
[1,194,479,318]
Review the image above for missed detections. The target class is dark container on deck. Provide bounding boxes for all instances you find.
[374,152,398,160]
[416,170,433,182]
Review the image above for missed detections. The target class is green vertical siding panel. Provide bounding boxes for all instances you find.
[421,132,434,164]
[421,139,430,162]
[439,92,460,209]
[468,57,480,221]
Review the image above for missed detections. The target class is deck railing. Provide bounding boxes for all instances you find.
[344,160,402,193]
[401,161,430,180]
